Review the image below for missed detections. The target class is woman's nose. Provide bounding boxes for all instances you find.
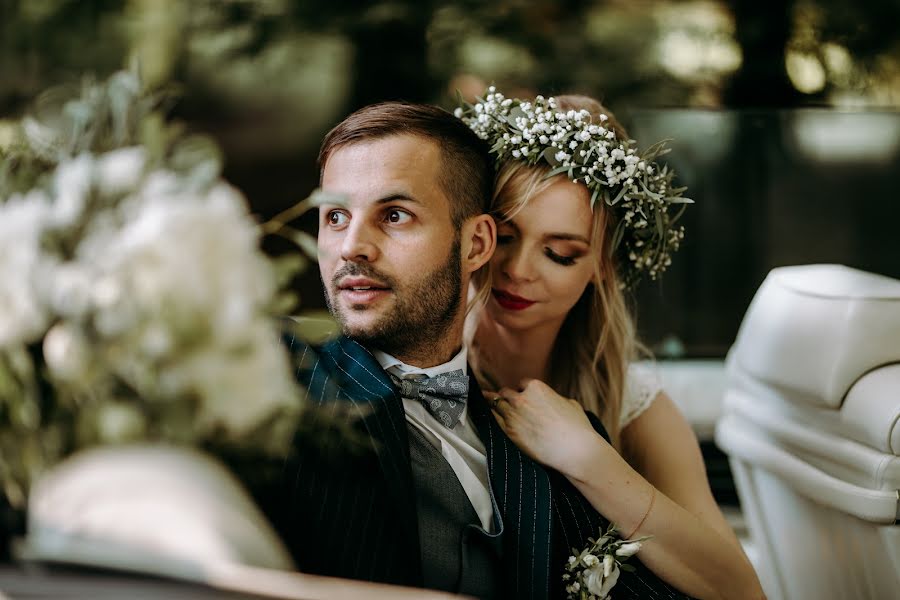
[500,245,537,283]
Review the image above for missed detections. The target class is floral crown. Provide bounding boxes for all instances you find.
[455,87,692,289]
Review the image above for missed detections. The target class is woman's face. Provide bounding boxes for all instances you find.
[486,177,596,332]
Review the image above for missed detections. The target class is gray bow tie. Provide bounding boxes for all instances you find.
[389,369,469,429]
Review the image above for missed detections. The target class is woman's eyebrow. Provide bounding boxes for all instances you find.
[545,232,590,244]
[500,220,589,244]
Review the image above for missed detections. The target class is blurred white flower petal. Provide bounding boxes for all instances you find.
[95,147,146,196]
[51,153,94,229]
[0,192,52,346]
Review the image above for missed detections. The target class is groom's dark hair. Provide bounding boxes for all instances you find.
[318,102,493,228]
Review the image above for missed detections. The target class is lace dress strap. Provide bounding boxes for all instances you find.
[619,363,663,429]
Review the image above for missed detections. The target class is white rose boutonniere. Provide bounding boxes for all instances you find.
[563,523,652,600]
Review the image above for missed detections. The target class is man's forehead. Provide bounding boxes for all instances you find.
[326,134,440,169]
[321,135,447,206]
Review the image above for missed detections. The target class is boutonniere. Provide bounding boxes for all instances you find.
[563,523,652,600]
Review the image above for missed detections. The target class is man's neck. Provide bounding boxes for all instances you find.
[388,345,464,370]
[370,318,466,370]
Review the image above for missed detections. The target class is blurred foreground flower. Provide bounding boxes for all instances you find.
[0,69,343,528]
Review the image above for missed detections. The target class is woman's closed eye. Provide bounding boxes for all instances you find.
[544,247,578,266]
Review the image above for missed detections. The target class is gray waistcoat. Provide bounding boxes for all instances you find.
[407,424,502,599]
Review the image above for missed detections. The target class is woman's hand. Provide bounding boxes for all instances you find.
[490,378,604,473]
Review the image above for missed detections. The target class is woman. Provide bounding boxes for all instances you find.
[459,89,765,600]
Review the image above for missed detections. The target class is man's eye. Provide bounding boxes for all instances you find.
[328,211,349,226]
[386,209,412,224]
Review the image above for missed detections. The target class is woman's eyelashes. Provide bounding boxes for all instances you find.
[544,247,578,266]
[497,232,580,266]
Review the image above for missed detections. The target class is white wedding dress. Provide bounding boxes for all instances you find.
[620,363,663,429]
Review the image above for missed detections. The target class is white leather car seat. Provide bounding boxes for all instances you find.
[715,264,900,600]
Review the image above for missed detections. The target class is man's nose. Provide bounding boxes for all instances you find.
[340,220,380,263]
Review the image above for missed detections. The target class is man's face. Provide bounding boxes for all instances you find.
[318,134,463,357]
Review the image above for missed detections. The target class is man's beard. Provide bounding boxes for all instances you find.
[323,238,462,358]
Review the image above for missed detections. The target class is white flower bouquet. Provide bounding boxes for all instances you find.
[0,69,339,544]
[564,523,652,600]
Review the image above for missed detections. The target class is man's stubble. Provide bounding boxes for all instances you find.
[323,235,463,360]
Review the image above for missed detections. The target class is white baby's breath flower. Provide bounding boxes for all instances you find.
[455,87,689,290]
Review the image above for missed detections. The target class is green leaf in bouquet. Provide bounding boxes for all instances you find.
[0,140,54,200]
[541,145,560,167]
[506,105,527,126]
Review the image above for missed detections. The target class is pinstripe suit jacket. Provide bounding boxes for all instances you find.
[276,334,690,600]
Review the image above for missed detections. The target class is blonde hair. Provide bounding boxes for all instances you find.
[471,94,640,449]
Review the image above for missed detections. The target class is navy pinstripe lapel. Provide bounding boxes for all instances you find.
[315,336,420,555]
[468,380,553,600]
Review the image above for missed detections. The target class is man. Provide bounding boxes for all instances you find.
[278,102,690,600]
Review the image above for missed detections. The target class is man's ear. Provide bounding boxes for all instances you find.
[461,214,497,275]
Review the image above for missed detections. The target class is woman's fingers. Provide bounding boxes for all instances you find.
[491,392,514,415]
[497,386,517,399]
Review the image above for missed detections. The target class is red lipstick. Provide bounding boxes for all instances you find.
[492,289,536,311]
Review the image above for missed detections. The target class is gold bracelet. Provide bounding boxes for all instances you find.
[625,487,656,539]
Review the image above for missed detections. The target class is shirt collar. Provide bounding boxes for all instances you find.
[372,345,468,379]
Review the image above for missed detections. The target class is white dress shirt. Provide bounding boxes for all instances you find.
[372,347,494,532]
